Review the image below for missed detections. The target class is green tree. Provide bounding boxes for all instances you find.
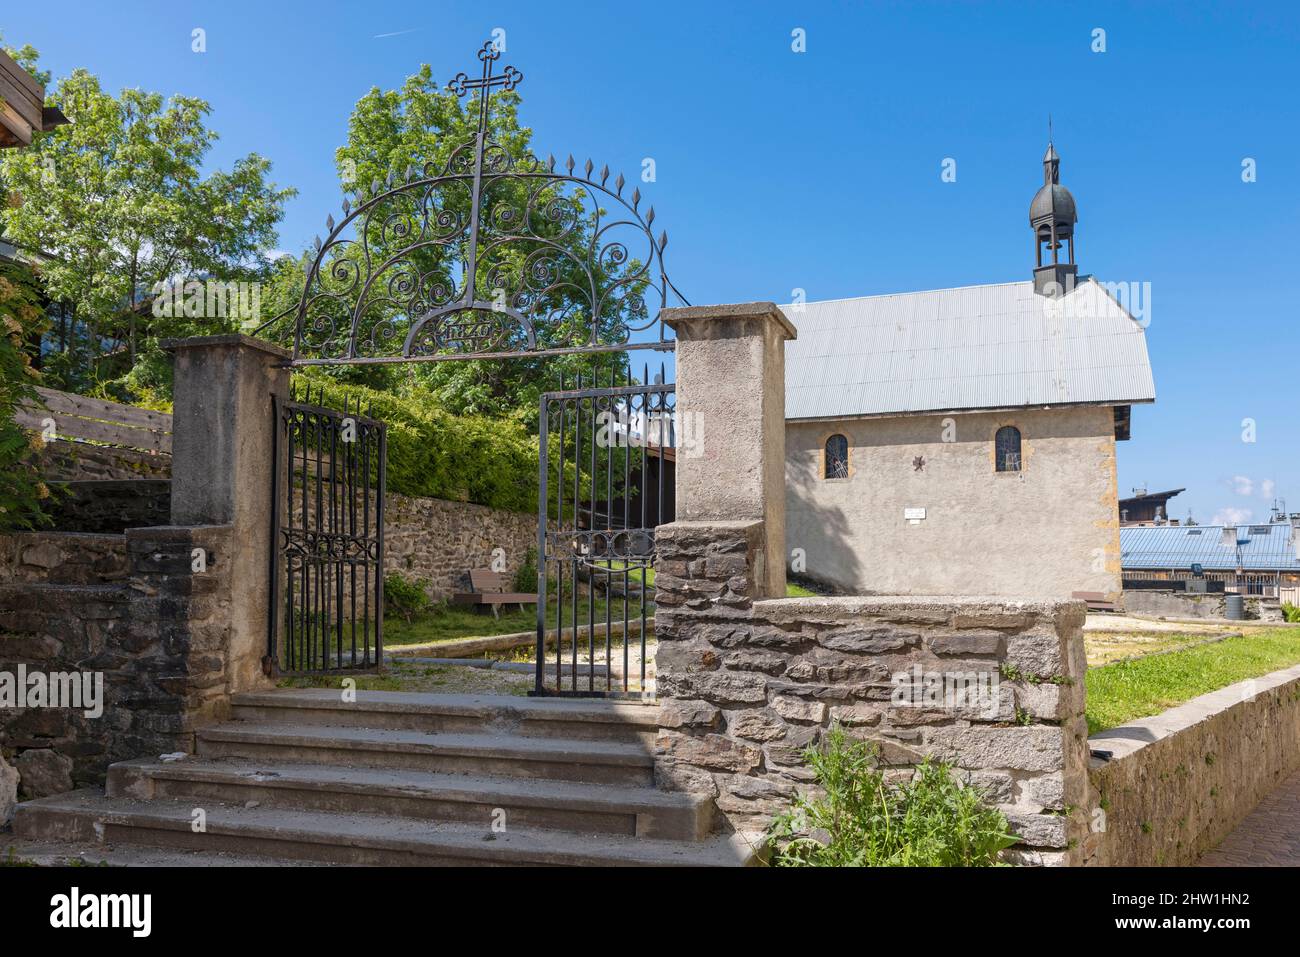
[313,63,649,421]
[0,31,49,86]
[0,260,51,529]
[0,67,296,400]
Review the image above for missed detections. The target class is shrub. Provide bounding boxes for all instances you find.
[383,572,430,623]
[293,371,541,514]
[514,546,539,593]
[767,725,1017,867]
[0,261,52,531]
[1283,602,1300,624]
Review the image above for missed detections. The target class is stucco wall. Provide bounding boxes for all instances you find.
[785,406,1121,600]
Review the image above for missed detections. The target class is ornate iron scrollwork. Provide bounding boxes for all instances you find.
[288,40,687,367]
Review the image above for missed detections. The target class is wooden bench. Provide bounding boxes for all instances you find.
[1072,590,1117,612]
[452,568,539,619]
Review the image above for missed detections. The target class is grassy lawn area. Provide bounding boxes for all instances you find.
[1082,629,1224,667]
[384,578,817,646]
[385,597,614,646]
[1085,626,1300,733]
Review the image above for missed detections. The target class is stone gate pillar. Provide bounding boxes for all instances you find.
[165,334,290,693]
[661,302,796,598]
[652,307,1089,863]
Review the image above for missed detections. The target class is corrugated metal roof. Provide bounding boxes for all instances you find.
[781,278,1156,420]
[1121,524,1300,572]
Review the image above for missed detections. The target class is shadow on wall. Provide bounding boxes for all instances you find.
[785,460,862,592]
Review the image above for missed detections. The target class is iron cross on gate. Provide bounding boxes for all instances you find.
[447,40,524,152]
[445,40,524,318]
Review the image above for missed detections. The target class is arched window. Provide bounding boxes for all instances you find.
[824,434,849,479]
[995,426,1022,472]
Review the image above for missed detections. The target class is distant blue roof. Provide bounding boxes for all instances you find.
[1121,523,1300,572]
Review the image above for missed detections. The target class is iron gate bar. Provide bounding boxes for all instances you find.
[268,386,386,676]
[534,369,674,697]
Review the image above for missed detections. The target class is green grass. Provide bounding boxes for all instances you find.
[384,597,615,646]
[384,575,816,648]
[1086,627,1300,733]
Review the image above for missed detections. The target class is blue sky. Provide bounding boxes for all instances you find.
[6,1,1298,526]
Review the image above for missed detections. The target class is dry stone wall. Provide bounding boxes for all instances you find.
[0,532,129,585]
[383,491,535,600]
[0,525,234,798]
[653,519,1092,864]
[28,438,172,482]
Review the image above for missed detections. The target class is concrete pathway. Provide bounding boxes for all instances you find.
[1199,767,1300,866]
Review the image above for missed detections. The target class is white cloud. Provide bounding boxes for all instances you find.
[1211,506,1252,526]
[1231,475,1254,496]
[1261,479,1276,499]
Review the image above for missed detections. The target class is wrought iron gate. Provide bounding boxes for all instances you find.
[268,386,386,676]
[535,371,675,697]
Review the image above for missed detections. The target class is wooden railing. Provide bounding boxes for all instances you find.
[15,387,173,454]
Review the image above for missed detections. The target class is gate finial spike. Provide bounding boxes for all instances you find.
[326,214,335,232]
[615,172,625,195]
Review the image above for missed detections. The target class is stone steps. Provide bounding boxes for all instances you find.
[229,689,659,745]
[15,792,758,867]
[10,690,754,867]
[107,757,711,839]
[196,723,657,786]
[0,834,325,867]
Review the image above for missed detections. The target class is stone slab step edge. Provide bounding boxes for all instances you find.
[196,724,656,787]
[14,792,762,868]
[230,689,659,744]
[108,758,711,841]
[0,835,330,867]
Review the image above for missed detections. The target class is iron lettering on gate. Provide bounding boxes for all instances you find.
[536,371,675,697]
[268,386,386,675]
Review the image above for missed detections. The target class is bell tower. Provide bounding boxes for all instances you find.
[1029,138,1079,294]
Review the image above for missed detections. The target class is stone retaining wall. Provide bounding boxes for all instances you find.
[653,520,1091,864]
[1121,588,1282,622]
[383,491,535,600]
[0,525,234,804]
[45,480,172,534]
[28,438,172,482]
[0,532,129,585]
[1084,662,1300,866]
